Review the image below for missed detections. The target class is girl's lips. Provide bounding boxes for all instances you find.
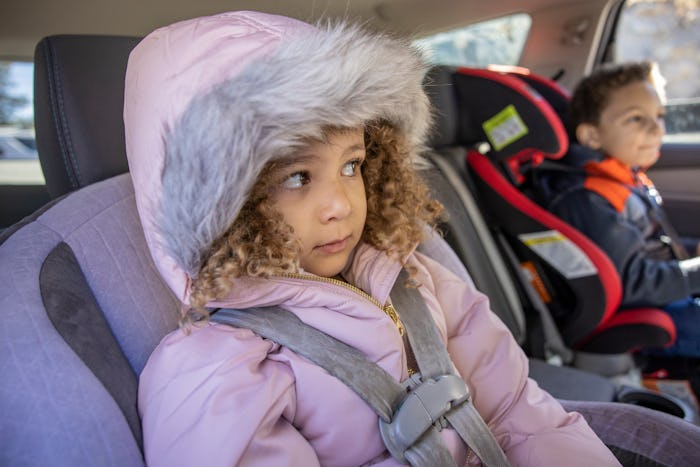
[316,236,350,254]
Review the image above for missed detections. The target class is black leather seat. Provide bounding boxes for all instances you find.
[34,35,141,198]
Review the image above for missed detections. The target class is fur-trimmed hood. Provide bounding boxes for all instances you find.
[124,11,432,302]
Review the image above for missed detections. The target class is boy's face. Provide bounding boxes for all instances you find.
[270,128,367,277]
[578,80,665,168]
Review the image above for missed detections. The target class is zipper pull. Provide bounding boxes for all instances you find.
[383,303,405,336]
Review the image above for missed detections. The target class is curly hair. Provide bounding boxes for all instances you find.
[568,61,666,139]
[186,121,443,323]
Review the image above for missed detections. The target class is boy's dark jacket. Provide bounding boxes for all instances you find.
[534,143,700,308]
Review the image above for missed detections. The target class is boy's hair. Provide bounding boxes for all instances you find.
[187,120,444,318]
[568,61,666,138]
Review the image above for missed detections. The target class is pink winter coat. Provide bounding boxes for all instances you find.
[138,242,620,466]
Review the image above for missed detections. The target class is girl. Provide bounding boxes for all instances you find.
[125,10,620,466]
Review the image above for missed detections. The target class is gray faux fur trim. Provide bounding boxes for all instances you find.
[160,21,432,276]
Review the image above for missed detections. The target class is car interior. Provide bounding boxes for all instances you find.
[2,0,700,465]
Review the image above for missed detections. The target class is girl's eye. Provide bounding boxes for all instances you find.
[341,159,363,177]
[281,172,310,189]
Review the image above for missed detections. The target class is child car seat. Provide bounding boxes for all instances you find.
[486,64,571,128]
[4,35,700,466]
[424,65,676,371]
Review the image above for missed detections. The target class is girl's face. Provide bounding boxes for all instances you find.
[270,128,367,277]
[580,80,666,168]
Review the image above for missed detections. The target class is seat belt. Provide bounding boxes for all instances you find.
[210,268,509,467]
[639,184,690,261]
[387,269,509,466]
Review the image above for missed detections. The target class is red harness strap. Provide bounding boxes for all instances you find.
[582,158,640,213]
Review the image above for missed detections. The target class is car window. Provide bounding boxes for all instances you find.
[0,60,43,184]
[415,14,532,67]
[613,0,700,140]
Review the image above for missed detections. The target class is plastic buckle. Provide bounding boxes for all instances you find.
[379,374,470,463]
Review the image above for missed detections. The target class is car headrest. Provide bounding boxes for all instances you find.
[487,64,571,127]
[34,35,141,198]
[425,65,567,163]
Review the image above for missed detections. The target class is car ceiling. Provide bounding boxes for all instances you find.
[2,0,599,61]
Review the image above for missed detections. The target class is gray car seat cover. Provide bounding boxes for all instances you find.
[0,174,177,466]
[1,218,144,465]
[562,399,700,466]
[40,241,142,447]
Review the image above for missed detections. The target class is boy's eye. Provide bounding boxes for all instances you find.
[341,159,363,177]
[281,171,310,189]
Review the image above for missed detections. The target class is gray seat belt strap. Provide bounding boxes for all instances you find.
[390,269,510,467]
[210,306,401,421]
[210,306,455,466]
[211,268,509,466]
[391,269,453,376]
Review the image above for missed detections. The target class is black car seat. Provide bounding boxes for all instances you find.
[3,34,700,466]
[34,35,141,198]
[486,64,571,128]
[425,65,676,375]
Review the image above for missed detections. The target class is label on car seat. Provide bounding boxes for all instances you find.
[482,104,528,151]
[518,230,597,279]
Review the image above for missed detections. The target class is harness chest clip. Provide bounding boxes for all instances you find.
[379,373,470,463]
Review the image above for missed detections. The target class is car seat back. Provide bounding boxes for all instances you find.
[425,65,675,356]
[0,173,180,466]
[420,152,527,343]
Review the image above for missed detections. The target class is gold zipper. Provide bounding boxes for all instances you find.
[277,272,405,336]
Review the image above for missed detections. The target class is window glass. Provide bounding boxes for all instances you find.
[415,14,532,67]
[0,60,43,184]
[614,0,700,138]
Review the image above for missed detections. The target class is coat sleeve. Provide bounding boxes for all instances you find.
[412,253,621,466]
[138,323,320,467]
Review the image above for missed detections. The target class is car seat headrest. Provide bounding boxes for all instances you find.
[487,64,571,128]
[34,35,141,198]
[426,65,568,163]
[425,66,480,148]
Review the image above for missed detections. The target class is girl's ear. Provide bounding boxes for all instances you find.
[575,123,602,150]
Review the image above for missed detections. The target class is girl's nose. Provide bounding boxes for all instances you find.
[319,180,352,223]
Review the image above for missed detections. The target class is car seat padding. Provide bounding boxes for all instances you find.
[40,241,142,449]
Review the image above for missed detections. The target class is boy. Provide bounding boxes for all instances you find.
[540,61,700,357]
